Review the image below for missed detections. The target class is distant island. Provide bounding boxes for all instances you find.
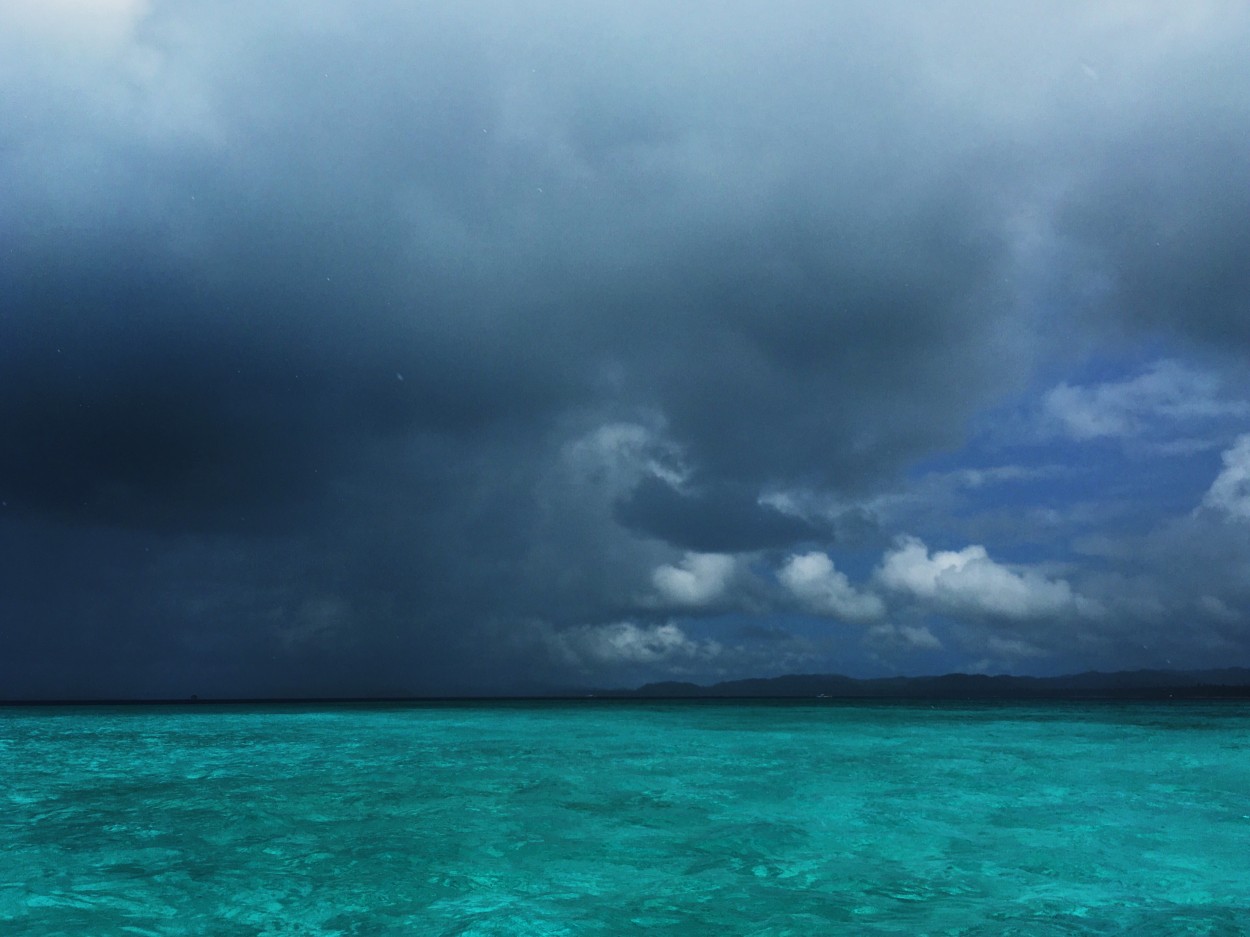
[594,668,1250,701]
[6,668,1250,704]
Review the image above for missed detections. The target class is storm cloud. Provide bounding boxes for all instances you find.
[3,1,1249,696]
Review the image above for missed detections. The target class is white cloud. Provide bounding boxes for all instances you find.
[651,552,735,606]
[550,621,720,668]
[562,421,687,494]
[1043,360,1248,441]
[779,552,885,623]
[878,536,1098,620]
[1201,434,1250,520]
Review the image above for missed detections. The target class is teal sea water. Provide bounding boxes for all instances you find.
[3,700,1249,936]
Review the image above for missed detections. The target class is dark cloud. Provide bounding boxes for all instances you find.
[2,1,1249,695]
[1056,120,1250,350]
[614,477,822,552]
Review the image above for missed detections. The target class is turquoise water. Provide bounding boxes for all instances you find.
[3,701,1249,936]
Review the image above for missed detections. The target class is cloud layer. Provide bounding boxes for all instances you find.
[2,1,1249,695]
[877,538,1096,622]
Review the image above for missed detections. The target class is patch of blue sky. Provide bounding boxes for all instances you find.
[899,353,1250,558]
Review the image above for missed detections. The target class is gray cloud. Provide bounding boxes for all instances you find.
[614,478,823,552]
[2,1,1249,695]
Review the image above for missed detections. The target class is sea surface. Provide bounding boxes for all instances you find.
[2,700,1249,936]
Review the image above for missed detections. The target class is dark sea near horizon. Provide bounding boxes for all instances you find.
[3,699,1249,936]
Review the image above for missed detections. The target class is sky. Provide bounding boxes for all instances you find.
[3,1,1250,698]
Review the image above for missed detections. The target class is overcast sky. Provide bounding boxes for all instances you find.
[3,1,1250,698]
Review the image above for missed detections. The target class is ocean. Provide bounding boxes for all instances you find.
[3,700,1248,935]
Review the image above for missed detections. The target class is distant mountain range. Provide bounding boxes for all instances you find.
[594,668,1250,700]
[7,668,1250,704]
